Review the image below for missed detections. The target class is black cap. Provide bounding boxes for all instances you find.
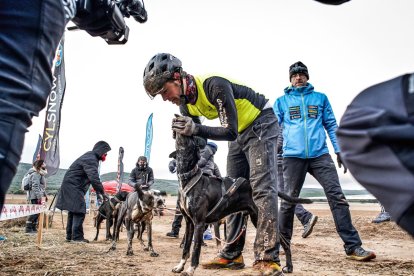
[289,61,309,81]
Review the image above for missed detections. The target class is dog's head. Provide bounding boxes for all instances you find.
[174,132,200,175]
[136,185,155,213]
[155,195,165,209]
[115,191,129,202]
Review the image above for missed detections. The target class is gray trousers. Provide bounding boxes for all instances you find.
[279,154,362,254]
[220,109,280,262]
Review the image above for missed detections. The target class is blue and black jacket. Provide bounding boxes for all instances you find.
[273,83,340,158]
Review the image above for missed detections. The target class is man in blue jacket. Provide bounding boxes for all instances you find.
[273,61,376,261]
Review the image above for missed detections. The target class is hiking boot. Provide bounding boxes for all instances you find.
[201,254,245,270]
[252,260,284,276]
[166,231,179,238]
[302,214,318,238]
[346,247,376,261]
[372,212,391,223]
[25,222,37,234]
[71,238,90,244]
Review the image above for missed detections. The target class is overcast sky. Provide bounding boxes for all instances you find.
[20,0,414,189]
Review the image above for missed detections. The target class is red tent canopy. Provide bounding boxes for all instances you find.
[91,180,134,195]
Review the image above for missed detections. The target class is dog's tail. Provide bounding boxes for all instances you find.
[278,191,313,204]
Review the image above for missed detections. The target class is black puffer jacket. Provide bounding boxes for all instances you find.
[56,141,111,214]
[128,166,154,189]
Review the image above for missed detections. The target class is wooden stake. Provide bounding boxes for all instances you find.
[36,212,44,248]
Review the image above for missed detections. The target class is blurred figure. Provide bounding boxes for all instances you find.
[337,73,414,237]
[25,159,48,234]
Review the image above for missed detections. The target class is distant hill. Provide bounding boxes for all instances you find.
[9,163,179,196]
[9,163,373,201]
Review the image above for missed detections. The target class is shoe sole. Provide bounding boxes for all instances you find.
[302,216,318,238]
[202,262,245,270]
[346,252,376,262]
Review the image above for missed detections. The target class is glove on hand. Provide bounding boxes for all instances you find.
[172,114,198,136]
[336,153,348,174]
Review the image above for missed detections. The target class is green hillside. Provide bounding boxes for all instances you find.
[9,163,179,196]
[9,163,372,201]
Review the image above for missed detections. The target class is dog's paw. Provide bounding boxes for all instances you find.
[172,265,184,273]
[143,246,149,251]
[126,250,134,256]
[283,265,293,273]
[150,252,159,257]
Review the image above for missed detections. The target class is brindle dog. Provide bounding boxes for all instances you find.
[110,186,159,257]
[93,190,129,241]
[172,133,311,276]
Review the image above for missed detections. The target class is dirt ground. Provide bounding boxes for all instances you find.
[1,195,413,276]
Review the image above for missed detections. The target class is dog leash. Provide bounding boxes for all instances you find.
[205,177,246,219]
[214,225,246,246]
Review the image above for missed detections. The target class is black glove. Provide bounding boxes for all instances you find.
[172,114,198,136]
[336,153,348,174]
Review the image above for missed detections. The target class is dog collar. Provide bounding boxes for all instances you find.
[177,165,200,182]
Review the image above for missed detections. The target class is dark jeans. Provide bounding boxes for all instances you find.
[277,155,312,226]
[66,212,86,241]
[279,154,362,254]
[221,109,280,262]
[0,0,65,213]
[27,199,40,226]
[171,199,183,234]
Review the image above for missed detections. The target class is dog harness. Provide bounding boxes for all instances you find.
[178,166,246,220]
[98,196,122,219]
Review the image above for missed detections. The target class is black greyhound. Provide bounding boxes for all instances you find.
[172,133,312,276]
[110,186,159,257]
[93,190,129,241]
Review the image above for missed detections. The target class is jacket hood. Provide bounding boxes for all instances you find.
[284,83,314,96]
[92,141,111,156]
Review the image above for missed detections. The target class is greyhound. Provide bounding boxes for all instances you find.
[171,133,312,276]
[93,190,129,241]
[110,186,159,257]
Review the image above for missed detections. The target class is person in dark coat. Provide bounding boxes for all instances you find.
[337,73,414,237]
[56,141,111,243]
[128,156,154,191]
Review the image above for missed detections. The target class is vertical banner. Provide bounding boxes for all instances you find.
[116,147,125,193]
[144,113,153,164]
[39,34,66,176]
[32,134,43,163]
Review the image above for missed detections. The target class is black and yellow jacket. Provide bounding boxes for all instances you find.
[180,75,269,141]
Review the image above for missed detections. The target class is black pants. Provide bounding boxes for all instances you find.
[277,154,312,226]
[66,212,86,241]
[279,154,362,254]
[27,199,40,226]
